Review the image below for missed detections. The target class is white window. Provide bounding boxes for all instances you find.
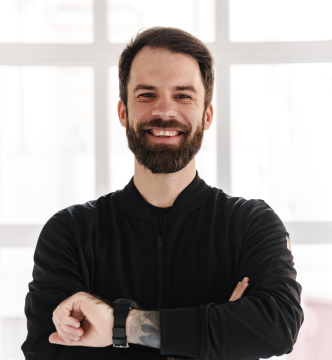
[0,1,330,358]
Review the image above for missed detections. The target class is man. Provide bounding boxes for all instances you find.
[22,27,303,360]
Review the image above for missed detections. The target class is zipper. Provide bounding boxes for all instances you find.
[156,215,167,310]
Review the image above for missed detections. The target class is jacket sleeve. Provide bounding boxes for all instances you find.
[160,201,304,360]
[21,211,119,360]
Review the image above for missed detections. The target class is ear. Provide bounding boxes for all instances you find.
[117,100,127,128]
[203,104,213,130]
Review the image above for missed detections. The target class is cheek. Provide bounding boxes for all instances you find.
[131,102,152,119]
[180,107,203,125]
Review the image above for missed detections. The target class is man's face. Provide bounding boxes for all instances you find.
[118,46,213,174]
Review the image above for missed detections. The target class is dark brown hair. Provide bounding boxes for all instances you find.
[118,27,214,113]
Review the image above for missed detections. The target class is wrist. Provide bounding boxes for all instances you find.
[126,309,161,348]
[126,309,139,343]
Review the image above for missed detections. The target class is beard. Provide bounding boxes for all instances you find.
[125,112,205,174]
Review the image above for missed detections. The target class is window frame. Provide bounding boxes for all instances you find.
[0,0,331,246]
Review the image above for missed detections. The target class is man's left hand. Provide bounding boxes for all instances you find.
[49,292,114,347]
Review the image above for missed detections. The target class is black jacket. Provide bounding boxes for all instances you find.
[22,171,303,360]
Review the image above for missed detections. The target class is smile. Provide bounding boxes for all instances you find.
[145,130,184,142]
[149,129,182,136]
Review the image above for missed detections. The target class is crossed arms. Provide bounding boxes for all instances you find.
[49,277,249,348]
[22,205,303,360]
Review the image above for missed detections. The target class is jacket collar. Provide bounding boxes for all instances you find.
[116,170,211,216]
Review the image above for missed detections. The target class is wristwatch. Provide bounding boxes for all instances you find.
[111,299,140,348]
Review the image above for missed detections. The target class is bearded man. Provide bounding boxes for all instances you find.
[22,27,303,360]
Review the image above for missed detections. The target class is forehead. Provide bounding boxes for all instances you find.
[128,46,204,91]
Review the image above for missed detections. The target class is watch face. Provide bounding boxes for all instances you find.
[113,299,140,309]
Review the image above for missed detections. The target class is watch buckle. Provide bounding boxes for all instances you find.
[113,343,130,348]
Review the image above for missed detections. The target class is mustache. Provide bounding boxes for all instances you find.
[137,118,191,133]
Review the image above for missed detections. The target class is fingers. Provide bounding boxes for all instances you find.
[229,277,249,301]
[52,312,82,344]
[51,320,82,344]
[49,331,82,346]
[56,299,81,328]
[51,296,84,345]
[50,292,113,347]
[229,281,247,301]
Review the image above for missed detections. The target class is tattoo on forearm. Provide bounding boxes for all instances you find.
[130,310,161,349]
[128,311,198,359]
[167,358,198,360]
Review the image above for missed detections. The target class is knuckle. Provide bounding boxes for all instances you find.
[59,323,72,333]
[58,330,70,340]
[69,335,80,341]
[52,316,59,326]
[63,324,73,333]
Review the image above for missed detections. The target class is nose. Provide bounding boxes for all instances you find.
[151,96,178,119]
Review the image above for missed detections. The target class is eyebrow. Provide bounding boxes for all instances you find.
[133,84,156,93]
[133,84,198,94]
[175,85,198,94]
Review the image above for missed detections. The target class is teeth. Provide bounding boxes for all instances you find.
[150,130,180,137]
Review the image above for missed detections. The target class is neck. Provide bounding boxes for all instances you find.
[133,158,196,208]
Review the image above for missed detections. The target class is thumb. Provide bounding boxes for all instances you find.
[49,332,68,345]
[49,331,81,346]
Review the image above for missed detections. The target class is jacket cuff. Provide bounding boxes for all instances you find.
[160,307,201,359]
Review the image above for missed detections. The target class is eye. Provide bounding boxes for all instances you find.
[177,94,191,99]
[138,93,154,98]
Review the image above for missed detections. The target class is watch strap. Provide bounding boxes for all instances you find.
[112,299,140,348]
[113,303,131,348]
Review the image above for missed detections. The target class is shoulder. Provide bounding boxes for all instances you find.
[211,186,271,218]
[209,189,289,257]
[42,192,116,235]
[61,192,115,221]
[210,187,285,232]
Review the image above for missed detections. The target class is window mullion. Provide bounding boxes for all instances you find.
[0,225,42,247]
[94,60,110,198]
[93,0,108,45]
[285,222,332,244]
[226,41,332,64]
[213,0,232,194]
[94,0,110,197]
[214,58,232,194]
[215,0,230,46]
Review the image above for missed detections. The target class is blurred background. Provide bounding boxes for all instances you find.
[0,0,331,359]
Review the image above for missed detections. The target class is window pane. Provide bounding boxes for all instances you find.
[109,66,217,191]
[109,66,134,192]
[108,0,215,43]
[230,63,332,222]
[230,0,332,42]
[0,0,93,43]
[286,244,332,359]
[0,248,34,359]
[0,66,95,224]
[195,70,217,188]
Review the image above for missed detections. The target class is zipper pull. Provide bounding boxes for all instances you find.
[157,235,163,251]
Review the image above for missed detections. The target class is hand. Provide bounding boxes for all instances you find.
[229,277,249,301]
[166,279,250,360]
[49,292,114,347]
